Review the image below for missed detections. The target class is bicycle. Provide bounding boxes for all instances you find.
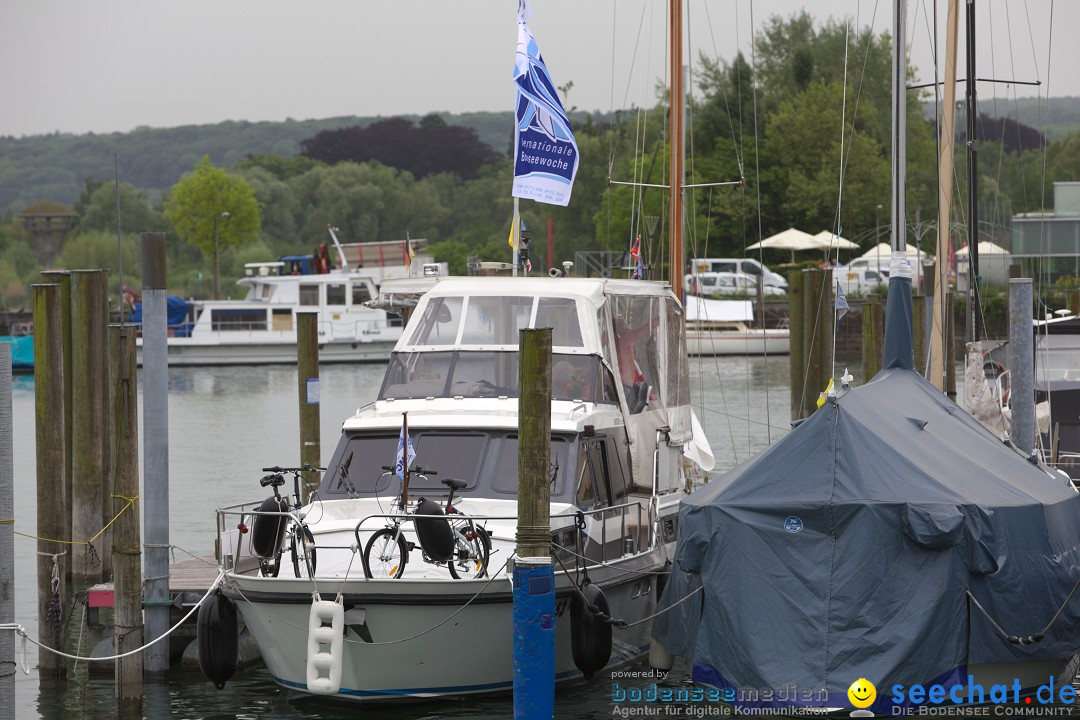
[249,464,322,578]
[359,465,490,580]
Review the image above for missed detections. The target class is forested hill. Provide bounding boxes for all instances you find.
[3,95,1076,218]
[0,110,531,215]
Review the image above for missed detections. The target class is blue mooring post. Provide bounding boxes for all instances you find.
[514,328,554,719]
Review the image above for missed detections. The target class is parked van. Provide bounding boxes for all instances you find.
[688,258,788,289]
[685,271,786,298]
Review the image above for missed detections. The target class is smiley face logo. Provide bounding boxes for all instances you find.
[848,678,876,709]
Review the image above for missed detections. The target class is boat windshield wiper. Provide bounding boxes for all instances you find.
[337,453,357,498]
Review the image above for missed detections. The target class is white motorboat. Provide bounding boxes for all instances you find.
[203,275,711,701]
[684,296,789,357]
[132,232,444,366]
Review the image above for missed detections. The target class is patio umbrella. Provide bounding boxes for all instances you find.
[954,240,1009,257]
[811,231,860,251]
[745,228,818,262]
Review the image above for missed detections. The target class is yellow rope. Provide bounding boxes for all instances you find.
[12,495,140,545]
[0,519,13,524]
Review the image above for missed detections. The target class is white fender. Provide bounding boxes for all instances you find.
[306,597,344,695]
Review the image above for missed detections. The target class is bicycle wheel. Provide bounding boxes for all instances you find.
[363,527,408,579]
[290,525,317,578]
[447,520,490,579]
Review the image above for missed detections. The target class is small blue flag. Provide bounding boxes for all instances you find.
[394,416,416,479]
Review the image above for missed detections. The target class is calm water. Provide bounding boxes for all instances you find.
[8,356,792,719]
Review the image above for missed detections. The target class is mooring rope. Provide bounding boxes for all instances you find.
[966,574,1080,645]
[0,569,225,667]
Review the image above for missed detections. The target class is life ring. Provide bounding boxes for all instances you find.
[250,495,287,559]
[983,359,1010,406]
[571,581,612,678]
[197,591,238,690]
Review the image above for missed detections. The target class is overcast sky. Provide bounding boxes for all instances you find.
[2,0,1075,138]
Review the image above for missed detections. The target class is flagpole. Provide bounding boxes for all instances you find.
[401,411,409,507]
[512,198,520,278]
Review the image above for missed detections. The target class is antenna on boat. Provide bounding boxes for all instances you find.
[327,225,349,274]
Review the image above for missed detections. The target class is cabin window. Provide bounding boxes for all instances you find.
[299,284,320,306]
[271,308,292,331]
[210,308,267,331]
[535,298,583,347]
[408,297,463,346]
[326,283,346,305]
[410,433,487,490]
[491,434,569,496]
[611,296,662,413]
[575,434,630,508]
[665,299,690,408]
[261,284,273,300]
[461,296,532,345]
[352,283,372,305]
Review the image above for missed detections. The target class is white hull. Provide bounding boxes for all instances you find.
[225,550,664,700]
[686,328,789,356]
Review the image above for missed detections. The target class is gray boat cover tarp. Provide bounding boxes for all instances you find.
[653,367,1080,710]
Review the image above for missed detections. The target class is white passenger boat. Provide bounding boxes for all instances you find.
[201,275,712,701]
[133,234,442,366]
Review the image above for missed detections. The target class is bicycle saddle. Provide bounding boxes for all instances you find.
[442,478,467,490]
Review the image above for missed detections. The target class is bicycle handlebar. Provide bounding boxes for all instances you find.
[261,464,327,473]
[379,465,437,476]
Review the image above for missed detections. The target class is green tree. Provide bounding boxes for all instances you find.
[163,156,260,299]
[76,181,167,234]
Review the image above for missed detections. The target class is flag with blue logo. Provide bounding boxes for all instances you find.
[394,413,416,479]
[512,3,579,207]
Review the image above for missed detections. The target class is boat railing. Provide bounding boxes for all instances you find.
[215,495,657,573]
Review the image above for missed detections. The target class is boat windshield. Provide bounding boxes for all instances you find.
[378,351,619,403]
[407,295,584,348]
[318,429,574,502]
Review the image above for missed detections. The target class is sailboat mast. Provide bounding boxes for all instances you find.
[965,0,982,341]
[890,0,907,256]
[668,0,684,296]
[929,0,961,391]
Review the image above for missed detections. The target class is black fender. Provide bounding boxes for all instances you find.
[571,581,612,679]
[250,496,287,558]
[197,590,238,690]
[414,497,455,562]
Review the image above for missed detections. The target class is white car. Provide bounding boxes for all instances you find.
[688,258,788,290]
[685,271,786,297]
[833,267,885,295]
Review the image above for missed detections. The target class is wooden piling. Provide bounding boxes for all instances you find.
[70,269,108,589]
[33,284,67,677]
[39,271,72,555]
[788,271,805,422]
[109,324,143,706]
[801,269,832,417]
[516,327,552,559]
[861,296,884,382]
[297,311,321,500]
[1070,289,1080,317]
[0,344,13,715]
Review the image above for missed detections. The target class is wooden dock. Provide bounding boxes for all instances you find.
[87,555,220,613]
